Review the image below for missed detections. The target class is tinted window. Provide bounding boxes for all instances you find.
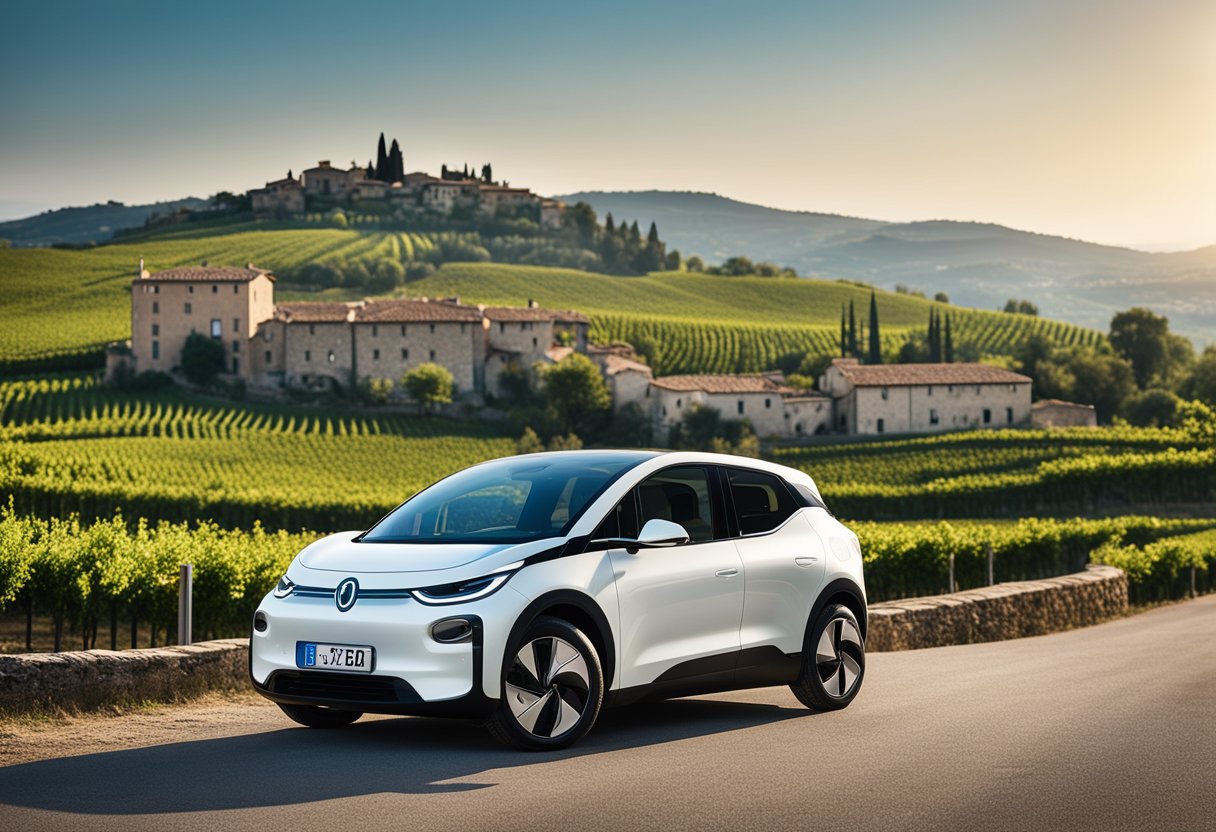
[592,490,640,541]
[635,465,716,543]
[362,452,650,544]
[727,468,800,535]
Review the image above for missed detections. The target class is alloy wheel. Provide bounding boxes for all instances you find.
[504,636,591,738]
[815,617,864,698]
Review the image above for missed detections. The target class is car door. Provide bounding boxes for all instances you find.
[602,465,745,690]
[726,466,829,656]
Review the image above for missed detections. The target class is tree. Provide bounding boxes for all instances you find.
[481,162,493,183]
[685,255,704,272]
[847,301,858,357]
[840,305,847,357]
[180,333,225,386]
[934,291,950,304]
[604,213,615,234]
[516,427,544,454]
[629,221,641,245]
[944,314,954,363]
[1014,333,1054,379]
[567,202,597,246]
[927,309,941,362]
[541,353,611,433]
[1183,346,1216,405]
[867,291,881,364]
[664,249,682,271]
[1067,349,1136,423]
[1108,307,1173,389]
[1124,388,1182,427]
[402,363,453,414]
[367,258,404,292]
[375,132,387,180]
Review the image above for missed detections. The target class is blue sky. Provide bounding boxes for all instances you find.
[1,0,1213,250]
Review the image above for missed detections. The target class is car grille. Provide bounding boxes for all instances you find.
[271,671,401,703]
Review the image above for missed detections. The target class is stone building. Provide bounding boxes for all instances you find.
[249,174,304,217]
[482,305,590,397]
[587,346,653,413]
[478,184,538,215]
[126,262,275,382]
[301,161,357,200]
[646,373,830,441]
[819,358,1032,435]
[1031,399,1098,428]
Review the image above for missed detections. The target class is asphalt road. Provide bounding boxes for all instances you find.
[1,596,1214,832]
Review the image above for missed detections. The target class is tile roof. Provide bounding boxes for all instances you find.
[274,302,354,323]
[143,265,273,283]
[650,373,796,395]
[1032,399,1094,410]
[832,361,1030,387]
[483,306,589,324]
[602,354,652,376]
[354,299,484,323]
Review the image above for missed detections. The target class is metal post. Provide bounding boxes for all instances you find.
[948,552,956,594]
[178,564,193,646]
[987,544,995,587]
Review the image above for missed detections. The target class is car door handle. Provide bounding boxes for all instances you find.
[715,568,739,578]
[795,556,819,567]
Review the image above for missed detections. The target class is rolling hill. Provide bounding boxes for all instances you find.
[0,198,208,246]
[558,191,1216,344]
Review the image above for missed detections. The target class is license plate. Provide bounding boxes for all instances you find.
[296,642,375,673]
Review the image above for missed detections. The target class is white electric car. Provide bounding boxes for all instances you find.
[251,450,866,750]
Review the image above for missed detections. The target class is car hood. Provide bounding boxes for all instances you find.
[296,531,554,575]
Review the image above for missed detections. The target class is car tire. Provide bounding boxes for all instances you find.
[790,603,865,711]
[487,615,604,751]
[277,703,363,729]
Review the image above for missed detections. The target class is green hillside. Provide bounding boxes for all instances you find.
[0,225,1101,374]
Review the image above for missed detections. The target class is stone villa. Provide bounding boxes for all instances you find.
[114,263,1034,440]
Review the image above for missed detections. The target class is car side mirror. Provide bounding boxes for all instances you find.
[635,519,690,548]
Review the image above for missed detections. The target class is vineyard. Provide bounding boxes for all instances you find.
[0,226,1102,375]
[1,509,1212,653]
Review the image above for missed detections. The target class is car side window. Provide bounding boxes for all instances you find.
[727,468,800,535]
[592,489,640,541]
[634,465,717,543]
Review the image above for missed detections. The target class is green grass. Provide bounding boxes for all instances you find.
[0,223,1101,372]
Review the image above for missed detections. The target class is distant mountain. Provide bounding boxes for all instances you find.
[0,198,208,246]
[557,191,1216,344]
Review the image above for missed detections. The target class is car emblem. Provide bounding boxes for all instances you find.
[335,577,359,612]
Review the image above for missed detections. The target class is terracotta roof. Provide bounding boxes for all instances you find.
[257,177,300,189]
[274,302,354,323]
[602,354,652,377]
[483,306,589,324]
[832,361,1030,387]
[545,346,574,363]
[479,184,533,194]
[650,374,796,395]
[142,265,273,283]
[355,299,483,323]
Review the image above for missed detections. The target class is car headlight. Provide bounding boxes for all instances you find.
[411,561,523,606]
[273,575,296,598]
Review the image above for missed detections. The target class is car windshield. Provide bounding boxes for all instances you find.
[360,452,653,544]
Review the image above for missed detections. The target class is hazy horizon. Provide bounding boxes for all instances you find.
[2,0,1212,251]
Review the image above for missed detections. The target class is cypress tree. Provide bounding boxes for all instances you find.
[944,314,954,363]
[848,300,858,357]
[928,308,940,362]
[630,221,641,244]
[647,221,660,244]
[387,140,404,182]
[376,133,387,181]
[287,169,293,181]
[605,213,615,234]
[868,291,881,364]
[840,305,847,357]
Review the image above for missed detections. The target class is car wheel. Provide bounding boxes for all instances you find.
[277,703,363,729]
[790,603,865,710]
[487,615,603,751]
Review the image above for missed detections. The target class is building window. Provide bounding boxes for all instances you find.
[373,348,380,361]
[327,350,335,363]
[372,325,378,337]
[532,337,538,348]
[264,350,272,363]
[429,324,436,334]
[927,385,933,396]
[233,318,240,333]
[152,341,159,359]
[304,350,311,362]
[676,398,682,408]
[401,348,409,360]
[210,319,222,338]
[499,322,506,333]
[877,418,885,433]
[232,357,239,373]
[152,285,159,294]
[983,408,992,424]
[152,302,159,314]
[151,324,159,336]
[232,340,240,354]
[212,285,218,294]
[184,302,192,314]
[429,349,436,360]
[975,385,981,394]
[930,408,939,425]
[1006,407,1014,424]
[737,400,745,415]
[309,324,315,336]
[400,325,407,336]
[234,285,239,294]
[521,322,527,332]
[765,398,772,409]
[188,285,194,294]
[881,387,889,400]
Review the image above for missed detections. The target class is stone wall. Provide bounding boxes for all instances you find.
[0,638,250,716]
[867,565,1128,652]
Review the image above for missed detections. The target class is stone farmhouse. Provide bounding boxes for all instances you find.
[249,161,565,228]
[116,263,1035,440]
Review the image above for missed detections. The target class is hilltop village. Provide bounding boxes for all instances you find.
[106,262,1071,441]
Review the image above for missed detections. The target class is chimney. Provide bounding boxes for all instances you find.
[138,258,148,279]
[528,298,538,308]
[246,262,254,270]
